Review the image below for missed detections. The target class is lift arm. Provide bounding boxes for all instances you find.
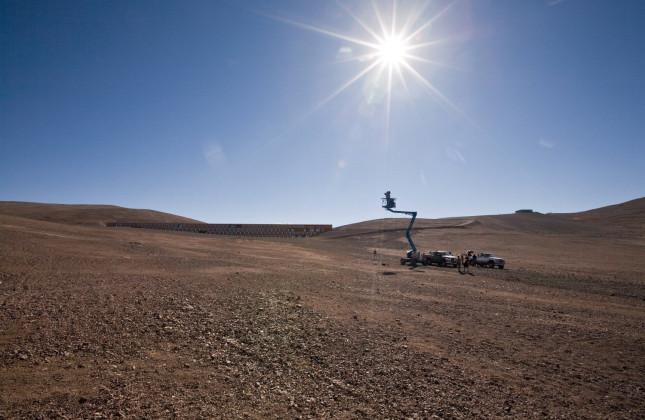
[386,208,417,253]
[382,191,417,254]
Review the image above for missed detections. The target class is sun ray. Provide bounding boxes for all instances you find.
[403,0,458,45]
[336,1,383,45]
[405,32,473,53]
[225,59,383,178]
[385,63,394,140]
[313,59,383,113]
[393,59,412,101]
[371,0,390,43]
[390,0,397,38]
[401,60,483,132]
[253,10,380,50]
[405,54,467,72]
[330,51,382,67]
[399,0,433,37]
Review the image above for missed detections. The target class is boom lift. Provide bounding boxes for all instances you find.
[382,191,422,266]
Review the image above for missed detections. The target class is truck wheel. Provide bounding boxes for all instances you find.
[440,261,447,267]
[400,258,406,265]
[499,265,504,269]
[422,260,427,266]
[488,261,495,268]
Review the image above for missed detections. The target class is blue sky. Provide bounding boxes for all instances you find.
[2,0,643,226]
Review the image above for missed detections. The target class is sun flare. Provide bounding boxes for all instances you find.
[377,36,408,66]
[259,1,473,137]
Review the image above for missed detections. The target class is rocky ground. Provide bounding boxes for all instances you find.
[1,205,644,419]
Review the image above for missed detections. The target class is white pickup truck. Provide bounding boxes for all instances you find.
[475,253,505,269]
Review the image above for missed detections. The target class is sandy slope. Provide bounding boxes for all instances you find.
[1,200,643,418]
[0,202,203,226]
[559,197,645,235]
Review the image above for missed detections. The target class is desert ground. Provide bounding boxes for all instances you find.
[1,200,644,419]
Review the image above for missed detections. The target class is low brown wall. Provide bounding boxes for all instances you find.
[105,222,332,238]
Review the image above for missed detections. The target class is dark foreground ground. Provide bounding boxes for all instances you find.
[1,204,644,419]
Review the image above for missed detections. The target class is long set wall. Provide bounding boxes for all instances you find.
[105,222,332,238]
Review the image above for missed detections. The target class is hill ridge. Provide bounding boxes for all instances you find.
[0,201,203,226]
[1,197,642,234]
[327,197,644,239]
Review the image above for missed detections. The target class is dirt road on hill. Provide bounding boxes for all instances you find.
[1,205,644,418]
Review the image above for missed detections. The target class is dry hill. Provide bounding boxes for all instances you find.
[0,201,203,226]
[326,197,645,241]
[558,197,645,234]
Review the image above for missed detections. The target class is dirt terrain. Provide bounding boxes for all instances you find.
[1,199,644,419]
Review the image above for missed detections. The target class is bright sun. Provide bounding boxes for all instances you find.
[261,1,469,136]
[378,36,408,66]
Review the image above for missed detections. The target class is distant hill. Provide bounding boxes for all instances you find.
[557,197,645,234]
[0,202,203,226]
[327,197,645,239]
[324,217,479,239]
[2,197,642,234]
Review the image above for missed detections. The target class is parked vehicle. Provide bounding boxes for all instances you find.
[423,251,458,267]
[475,253,505,269]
